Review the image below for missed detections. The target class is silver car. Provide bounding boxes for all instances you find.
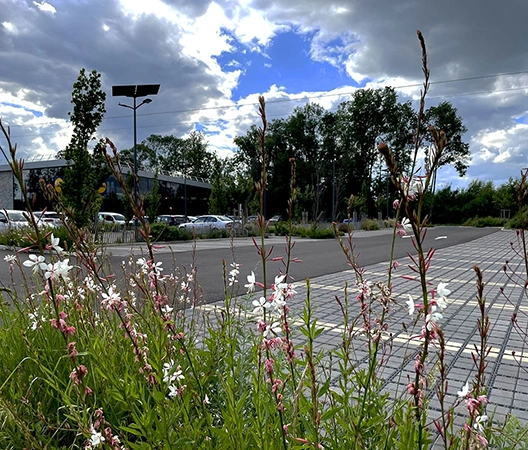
[0,210,30,232]
[178,215,238,234]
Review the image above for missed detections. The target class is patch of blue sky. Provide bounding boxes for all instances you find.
[513,115,528,124]
[195,118,229,135]
[1,102,43,117]
[215,29,363,100]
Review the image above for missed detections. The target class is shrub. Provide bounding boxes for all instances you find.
[0,225,72,250]
[463,216,507,227]
[150,222,192,241]
[361,218,380,231]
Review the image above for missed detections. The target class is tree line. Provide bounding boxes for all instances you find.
[57,69,501,227]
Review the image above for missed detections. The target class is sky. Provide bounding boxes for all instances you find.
[1,0,528,190]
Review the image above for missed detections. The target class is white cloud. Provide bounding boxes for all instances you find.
[33,1,57,14]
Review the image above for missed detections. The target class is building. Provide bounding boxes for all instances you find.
[0,156,212,216]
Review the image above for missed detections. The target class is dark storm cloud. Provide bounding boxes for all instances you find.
[1,0,227,152]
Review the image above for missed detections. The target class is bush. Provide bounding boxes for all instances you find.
[150,222,192,241]
[462,216,507,227]
[0,225,73,250]
[361,218,380,231]
[270,221,289,236]
[293,223,336,239]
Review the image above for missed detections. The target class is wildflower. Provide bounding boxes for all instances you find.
[228,263,239,286]
[457,381,469,398]
[245,271,256,293]
[474,415,488,433]
[425,308,443,331]
[28,312,44,330]
[4,254,16,263]
[252,296,270,316]
[23,254,47,273]
[161,305,173,315]
[406,295,415,316]
[162,360,184,384]
[437,282,451,298]
[435,296,448,311]
[393,199,400,210]
[101,286,124,311]
[203,394,210,404]
[400,217,412,234]
[48,233,63,253]
[44,259,73,281]
[70,365,88,385]
[89,427,105,447]
[264,321,281,338]
[168,384,186,398]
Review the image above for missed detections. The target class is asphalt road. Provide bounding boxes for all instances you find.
[0,226,500,304]
[110,226,500,303]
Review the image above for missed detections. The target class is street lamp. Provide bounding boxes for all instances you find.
[112,84,160,239]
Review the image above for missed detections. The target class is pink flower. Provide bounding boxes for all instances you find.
[70,365,88,385]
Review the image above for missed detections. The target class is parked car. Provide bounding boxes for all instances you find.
[33,211,63,227]
[268,215,283,224]
[178,215,239,234]
[98,212,127,229]
[0,210,30,232]
[156,215,193,226]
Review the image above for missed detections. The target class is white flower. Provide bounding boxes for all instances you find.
[23,254,47,273]
[4,254,16,263]
[101,286,122,311]
[437,282,451,299]
[406,295,415,316]
[49,233,63,253]
[203,394,210,404]
[457,381,469,398]
[401,217,412,233]
[163,360,185,384]
[44,259,73,281]
[425,307,443,331]
[245,271,256,293]
[474,415,488,433]
[436,296,448,311]
[161,305,173,315]
[252,296,270,316]
[89,428,105,447]
[264,321,281,338]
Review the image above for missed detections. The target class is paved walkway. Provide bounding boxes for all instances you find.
[201,229,527,433]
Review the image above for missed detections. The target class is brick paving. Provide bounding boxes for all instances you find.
[199,229,528,435]
[278,229,528,431]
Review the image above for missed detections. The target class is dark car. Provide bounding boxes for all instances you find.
[157,215,194,226]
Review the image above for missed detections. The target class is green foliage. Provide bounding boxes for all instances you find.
[60,68,109,228]
[489,415,528,449]
[0,226,72,249]
[462,216,507,227]
[149,222,192,241]
[361,218,380,230]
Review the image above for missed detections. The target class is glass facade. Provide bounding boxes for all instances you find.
[12,165,211,216]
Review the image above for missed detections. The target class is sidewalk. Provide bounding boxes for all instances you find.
[290,229,527,424]
[201,229,527,433]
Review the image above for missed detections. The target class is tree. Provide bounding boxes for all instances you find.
[424,102,470,176]
[336,87,414,216]
[59,69,109,228]
[121,132,216,180]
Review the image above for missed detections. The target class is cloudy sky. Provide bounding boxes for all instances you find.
[1,0,528,189]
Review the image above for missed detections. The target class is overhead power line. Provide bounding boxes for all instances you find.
[5,69,528,140]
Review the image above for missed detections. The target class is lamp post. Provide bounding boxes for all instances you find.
[112,84,160,240]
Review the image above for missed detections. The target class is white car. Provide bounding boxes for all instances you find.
[98,212,127,229]
[0,210,30,232]
[33,211,63,227]
[178,215,238,234]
